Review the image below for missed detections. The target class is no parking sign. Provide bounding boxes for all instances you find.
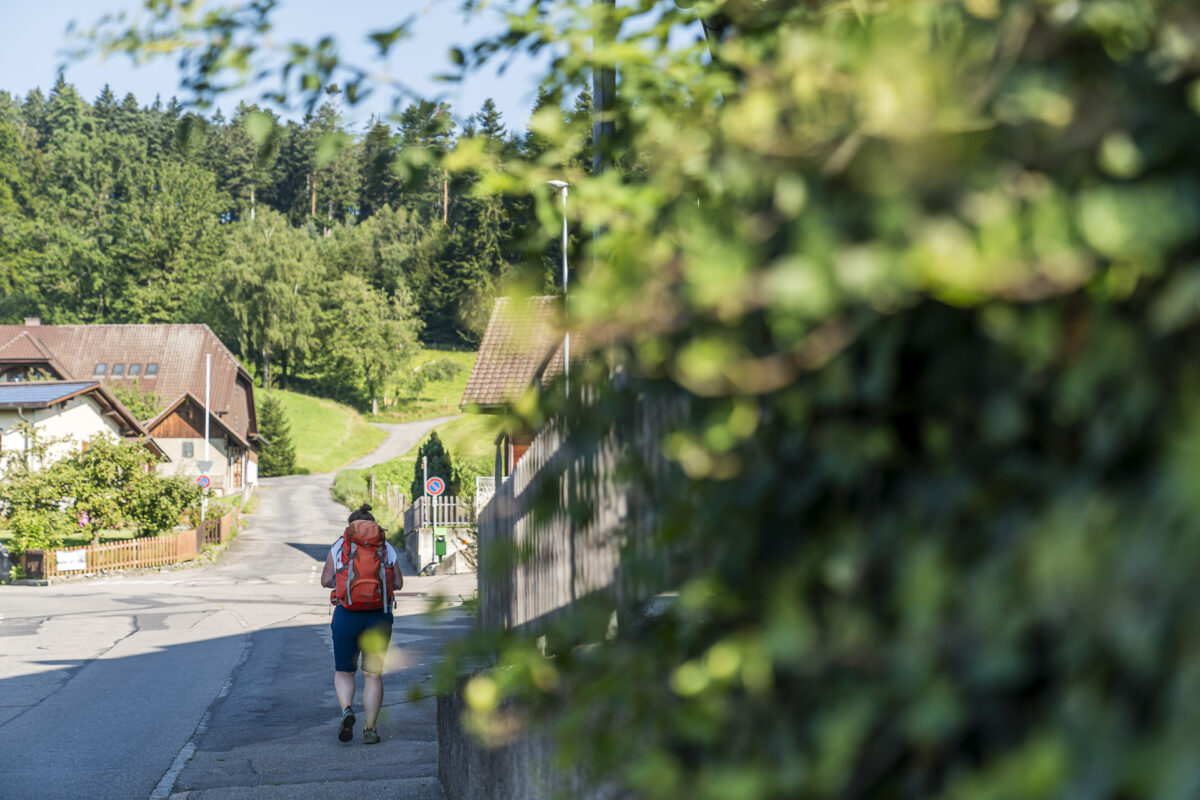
[425,476,445,496]
[197,475,211,489]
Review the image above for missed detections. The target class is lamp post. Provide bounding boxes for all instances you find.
[547,179,569,392]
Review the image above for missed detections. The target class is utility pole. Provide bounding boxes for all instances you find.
[547,180,570,393]
[201,353,211,525]
[593,0,616,177]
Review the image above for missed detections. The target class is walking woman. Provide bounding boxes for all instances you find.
[320,503,403,744]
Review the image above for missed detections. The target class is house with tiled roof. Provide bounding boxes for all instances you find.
[0,319,261,495]
[0,381,164,471]
[460,296,570,478]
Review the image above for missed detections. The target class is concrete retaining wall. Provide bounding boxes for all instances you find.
[437,678,620,800]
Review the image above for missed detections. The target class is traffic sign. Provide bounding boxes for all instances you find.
[197,475,211,489]
[425,476,445,496]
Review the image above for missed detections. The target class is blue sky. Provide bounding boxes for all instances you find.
[0,0,548,134]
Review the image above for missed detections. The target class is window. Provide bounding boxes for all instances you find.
[145,363,159,377]
[182,442,194,458]
[111,363,125,377]
[93,363,107,376]
[128,364,142,377]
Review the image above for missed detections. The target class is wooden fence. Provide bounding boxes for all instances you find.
[477,397,683,631]
[200,513,236,546]
[38,513,236,578]
[380,482,409,516]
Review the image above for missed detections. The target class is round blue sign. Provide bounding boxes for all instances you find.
[197,475,211,489]
[426,477,446,496]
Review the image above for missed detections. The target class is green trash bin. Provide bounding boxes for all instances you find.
[435,528,447,563]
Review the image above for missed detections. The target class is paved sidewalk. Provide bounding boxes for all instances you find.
[166,574,476,800]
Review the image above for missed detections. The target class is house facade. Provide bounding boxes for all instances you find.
[0,320,261,495]
[0,381,164,471]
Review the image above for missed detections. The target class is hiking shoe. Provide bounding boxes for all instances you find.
[338,707,356,742]
[363,726,381,745]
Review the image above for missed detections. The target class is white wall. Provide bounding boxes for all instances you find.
[156,437,257,496]
[0,397,125,472]
[160,436,232,491]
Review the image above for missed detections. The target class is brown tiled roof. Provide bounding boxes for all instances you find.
[460,297,566,408]
[0,331,58,364]
[0,324,257,444]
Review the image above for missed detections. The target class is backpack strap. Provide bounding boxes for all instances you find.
[346,541,358,598]
[378,540,389,611]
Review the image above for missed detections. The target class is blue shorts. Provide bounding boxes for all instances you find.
[331,605,394,674]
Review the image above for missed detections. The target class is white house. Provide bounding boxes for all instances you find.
[0,381,165,471]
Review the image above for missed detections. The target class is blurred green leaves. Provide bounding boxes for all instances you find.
[85,0,1200,797]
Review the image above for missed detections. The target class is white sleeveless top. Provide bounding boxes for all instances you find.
[330,537,400,570]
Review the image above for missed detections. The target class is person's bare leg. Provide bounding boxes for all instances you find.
[334,670,356,711]
[363,672,383,727]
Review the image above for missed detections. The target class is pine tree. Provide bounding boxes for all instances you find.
[410,431,458,499]
[257,392,296,477]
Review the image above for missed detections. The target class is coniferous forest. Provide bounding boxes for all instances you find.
[0,78,589,405]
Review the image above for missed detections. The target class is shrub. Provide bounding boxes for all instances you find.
[0,434,202,553]
[410,431,459,498]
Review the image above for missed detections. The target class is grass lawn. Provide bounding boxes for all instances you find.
[258,389,386,474]
[367,347,478,423]
[335,413,500,507]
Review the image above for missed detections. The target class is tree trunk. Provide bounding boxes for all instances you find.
[311,174,317,217]
[372,395,378,415]
[250,186,256,221]
[442,171,449,225]
[262,348,271,390]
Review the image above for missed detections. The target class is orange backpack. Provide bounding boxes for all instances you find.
[331,520,395,611]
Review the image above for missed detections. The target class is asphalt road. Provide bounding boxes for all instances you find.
[0,423,475,800]
[345,416,461,472]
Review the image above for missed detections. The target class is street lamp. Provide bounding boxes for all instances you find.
[547,179,569,392]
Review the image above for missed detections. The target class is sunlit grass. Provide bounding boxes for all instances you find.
[335,414,500,509]
[256,389,386,474]
[368,347,478,423]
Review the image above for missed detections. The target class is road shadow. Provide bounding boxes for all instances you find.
[285,542,331,562]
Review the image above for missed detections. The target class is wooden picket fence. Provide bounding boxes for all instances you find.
[39,513,236,578]
[477,395,686,631]
[412,495,475,527]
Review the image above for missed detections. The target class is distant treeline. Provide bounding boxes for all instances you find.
[0,78,590,405]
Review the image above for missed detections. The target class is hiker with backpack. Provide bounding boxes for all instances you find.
[320,503,403,745]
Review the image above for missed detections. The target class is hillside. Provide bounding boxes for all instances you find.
[255,389,385,475]
[334,414,500,511]
[369,347,478,423]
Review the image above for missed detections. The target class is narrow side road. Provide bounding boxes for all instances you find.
[344,415,460,471]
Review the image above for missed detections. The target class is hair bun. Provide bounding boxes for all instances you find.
[359,503,372,513]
